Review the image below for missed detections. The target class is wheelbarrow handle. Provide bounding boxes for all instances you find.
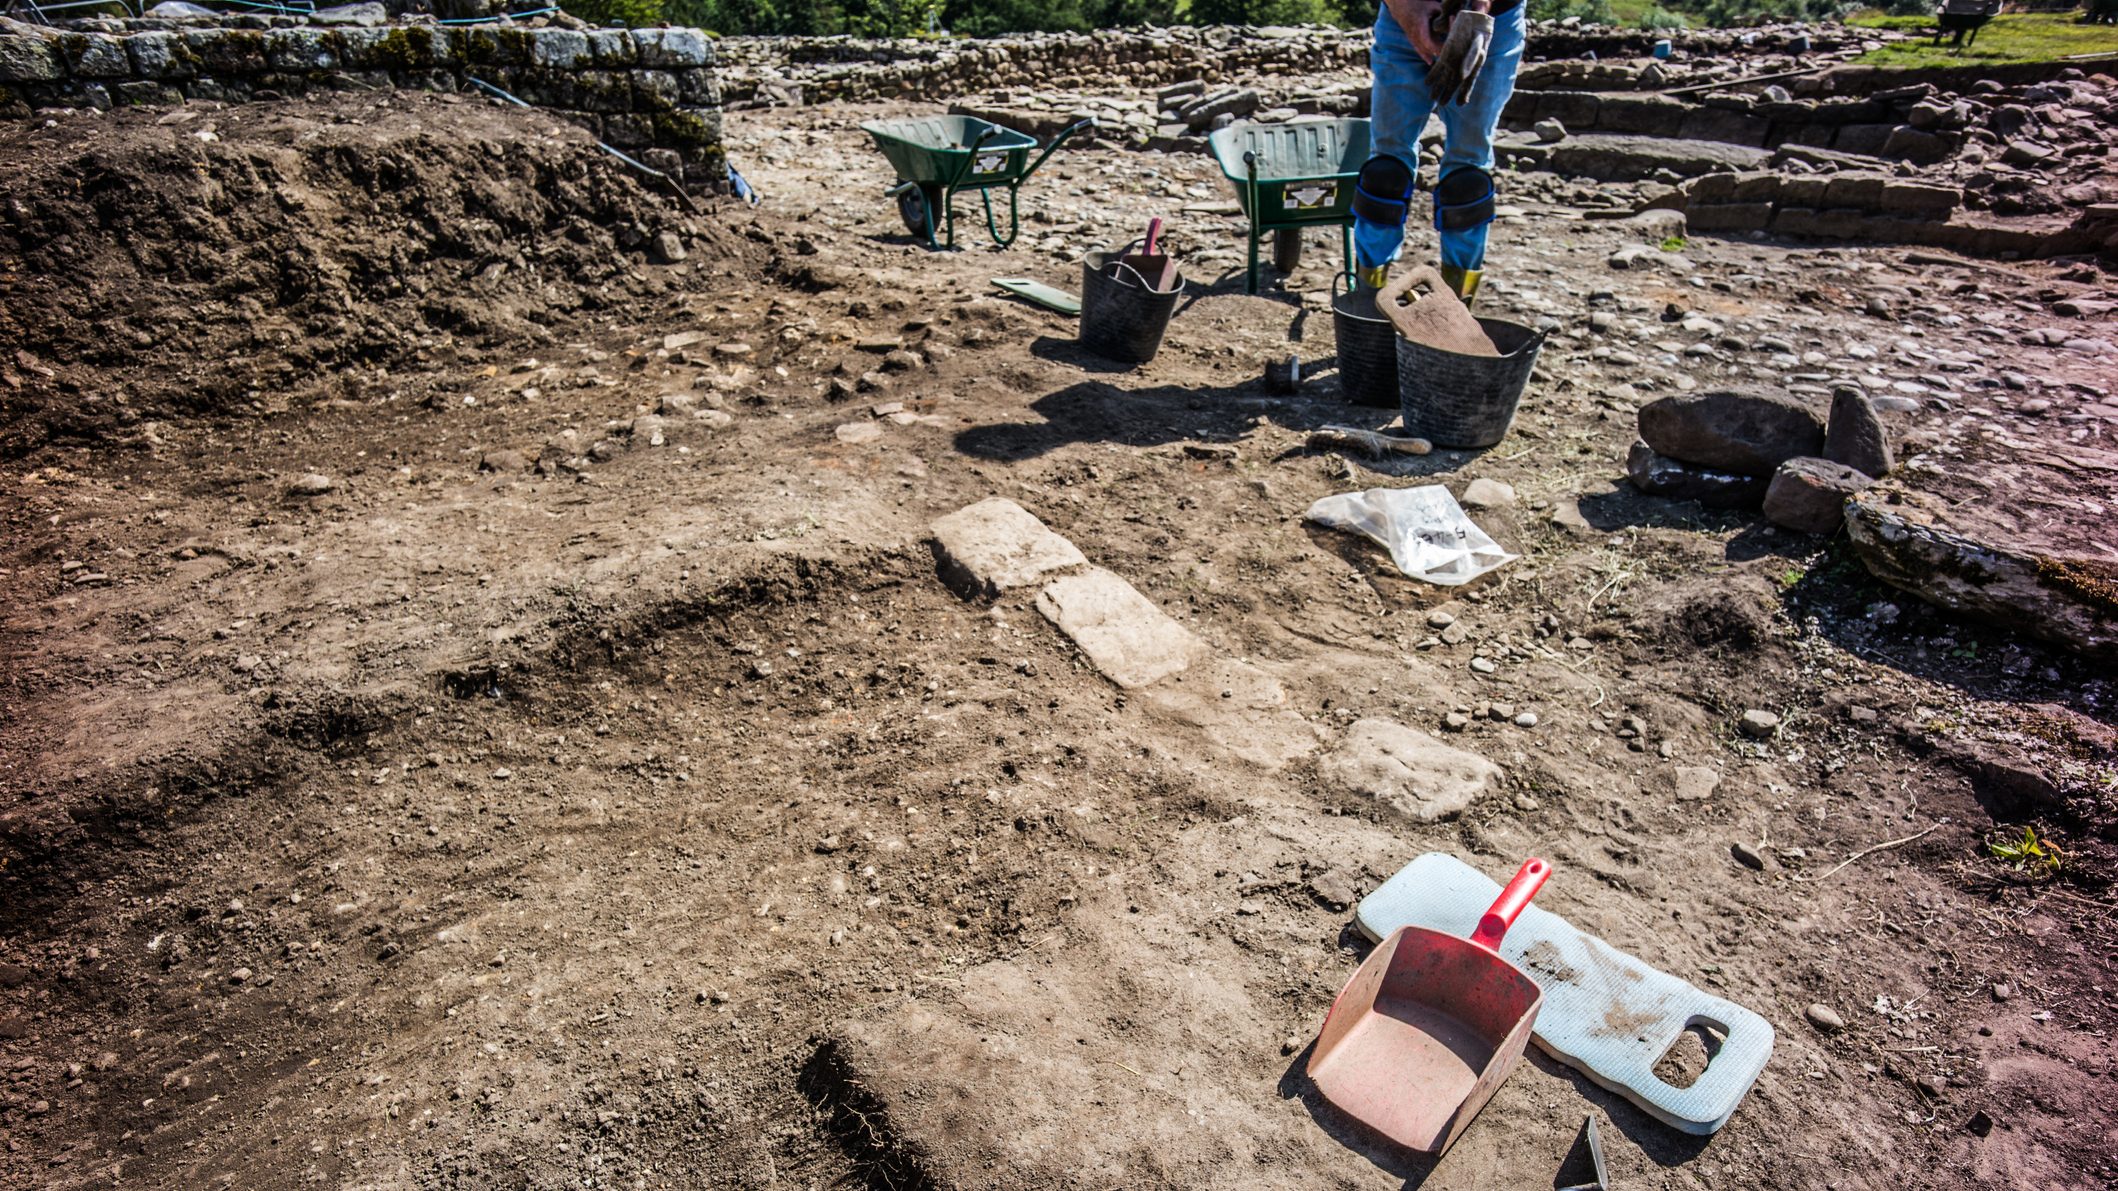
[1021,117,1097,181]
[1469,858,1549,953]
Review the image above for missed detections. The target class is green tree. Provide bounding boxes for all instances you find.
[1188,0,1341,25]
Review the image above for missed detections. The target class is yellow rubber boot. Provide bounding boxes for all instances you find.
[1440,265,1482,306]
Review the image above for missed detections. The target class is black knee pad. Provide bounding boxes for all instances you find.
[1354,154,1416,229]
[1434,165,1496,232]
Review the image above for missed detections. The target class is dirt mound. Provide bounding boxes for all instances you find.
[0,91,750,455]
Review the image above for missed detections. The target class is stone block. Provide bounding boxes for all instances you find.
[600,111,653,148]
[1594,93,1690,138]
[1687,202,1775,233]
[632,67,680,110]
[460,28,524,66]
[185,30,266,75]
[126,30,194,80]
[529,29,590,69]
[1764,457,1870,535]
[1728,170,1782,202]
[569,69,633,113]
[930,497,1087,598]
[265,28,338,72]
[632,27,710,69]
[1882,124,1950,162]
[1679,108,1771,147]
[1683,171,1737,203]
[114,79,179,104]
[1821,173,1888,210]
[674,66,717,106]
[1877,179,1961,215]
[586,28,636,65]
[0,34,62,84]
[1534,89,1602,131]
[1831,123,1896,156]
[59,33,129,80]
[1035,567,1202,689]
[1776,175,1829,207]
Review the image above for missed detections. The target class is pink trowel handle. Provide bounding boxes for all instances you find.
[1468,858,1550,953]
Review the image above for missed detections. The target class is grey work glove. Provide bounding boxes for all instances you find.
[1425,9,1494,107]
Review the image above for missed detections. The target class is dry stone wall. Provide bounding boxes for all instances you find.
[0,16,726,190]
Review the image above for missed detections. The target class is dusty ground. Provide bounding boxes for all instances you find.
[2,86,2116,1190]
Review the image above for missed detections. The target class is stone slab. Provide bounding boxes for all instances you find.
[929,497,1086,599]
[1035,567,1202,689]
[1320,718,1503,821]
[1847,431,2118,662]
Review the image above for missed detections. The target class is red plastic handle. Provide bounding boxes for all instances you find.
[1145,217,1163,256]
[1469,858,1549,953]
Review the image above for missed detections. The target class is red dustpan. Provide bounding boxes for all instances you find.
[1307,857,1550,1155]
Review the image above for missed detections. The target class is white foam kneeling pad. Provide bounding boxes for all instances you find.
[1355,852,1773,1135]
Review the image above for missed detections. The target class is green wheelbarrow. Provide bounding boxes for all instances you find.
[862,114,1096,250]
[1208,118,1372,295]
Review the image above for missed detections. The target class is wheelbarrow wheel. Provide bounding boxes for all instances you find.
[897,185,941,238]
[1273,228,1303,273]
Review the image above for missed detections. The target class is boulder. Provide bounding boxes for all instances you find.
[1626,440,1770,507]
[1824,385,1892,478]
[1638,389,1825,477]
[1846,433,2118,663]
[1763,457,1871,535]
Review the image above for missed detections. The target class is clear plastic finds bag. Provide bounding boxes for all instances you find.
[1304,485,1517,586]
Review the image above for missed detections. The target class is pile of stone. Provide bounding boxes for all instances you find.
[0,15,728,187]
[1627,385,1896,535]
[716,25,1367,110]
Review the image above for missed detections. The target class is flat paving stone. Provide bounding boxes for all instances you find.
[930,497,1087,598]
[1035,566,1204,689]
[1321,718,1503,821]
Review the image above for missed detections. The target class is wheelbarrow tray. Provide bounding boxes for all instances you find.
[862,115,1039,189]
[1208,118,1371,227]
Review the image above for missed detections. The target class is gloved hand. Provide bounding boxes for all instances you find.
[1425,8,1494,106]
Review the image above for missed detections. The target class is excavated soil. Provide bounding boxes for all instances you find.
[2,88,2115,1190]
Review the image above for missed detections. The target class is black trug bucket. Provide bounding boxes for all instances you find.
[1395,317,1546,449]
[1079,248,1183,366]
[1332,282,1398,408]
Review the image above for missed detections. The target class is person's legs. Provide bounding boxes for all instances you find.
[1361,7,1438,281]
[1431,3,1525,300]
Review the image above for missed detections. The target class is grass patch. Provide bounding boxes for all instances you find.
[1849,12,2118,68]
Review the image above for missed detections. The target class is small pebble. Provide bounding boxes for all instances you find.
[1514,712,1539,728]
[1806,1003,1845,1033]
[1470,657,1497,675]
[1731,841,1767,871]
[1738,709,1781,739]
[1426,610,1456,628]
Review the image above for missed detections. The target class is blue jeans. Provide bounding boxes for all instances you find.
[1369,3,1526,273]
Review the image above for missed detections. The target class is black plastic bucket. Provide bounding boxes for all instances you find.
[1079,247,1183,366]
[1332,282,1398,408]
[1395,317,1545,449]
